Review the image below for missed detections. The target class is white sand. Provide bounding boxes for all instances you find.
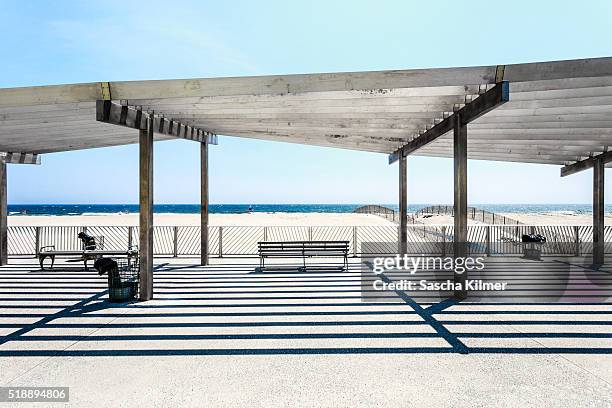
[7,212,396,227]
[414,214,487,226]
[7,211,610,227]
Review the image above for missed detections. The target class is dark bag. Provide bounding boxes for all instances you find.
[94,257,118,276]
[522,234,546,243]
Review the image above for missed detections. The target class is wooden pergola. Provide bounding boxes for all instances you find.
[1,56,612,299]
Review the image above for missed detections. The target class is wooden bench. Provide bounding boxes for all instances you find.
[38,235,138,271]
[38,247,139,271]
[257,241,349,271]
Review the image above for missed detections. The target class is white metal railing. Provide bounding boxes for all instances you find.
[7,225,612,257]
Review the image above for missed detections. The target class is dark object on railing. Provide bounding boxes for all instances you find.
[77,231,98,250]
[257,241,349,272]
[522,234,547,243]
[107,258,139,302]
[94,257,118,276]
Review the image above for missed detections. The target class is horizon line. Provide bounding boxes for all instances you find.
[6,203,602,206]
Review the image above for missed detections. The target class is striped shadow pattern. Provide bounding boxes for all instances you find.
[0,258,609,360]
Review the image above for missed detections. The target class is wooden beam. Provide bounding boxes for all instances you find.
[399,155,407,254]
[0,152,40,165]
[127,94,612,114]
[453,114,468,300]
[389,81,510,164]
[219,132,391,153]
[139,113,154,301]
[96,100,217,145]
[421,143,604,156]
[108,66,497,100]
[3,57,612,108]
[128,90,482,108]
[593,157,605,265]
[0,162,6,265]
[561,150,612,177]
[416,150,582,165]
[200,141,209,266]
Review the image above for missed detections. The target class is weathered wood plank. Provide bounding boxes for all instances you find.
[416,149,578,164]
[1,57,611,109]
[110,94,612,117]
[505,57,612,82]
[109,66,496,100]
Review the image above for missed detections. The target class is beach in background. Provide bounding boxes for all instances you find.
[8,213,394,226]
[6,204,612,226]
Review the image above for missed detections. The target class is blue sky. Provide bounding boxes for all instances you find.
[1,0,612,205]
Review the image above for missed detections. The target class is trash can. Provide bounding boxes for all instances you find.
[523,243,543,260]
[521,234,546,260]
[108,259,139,302]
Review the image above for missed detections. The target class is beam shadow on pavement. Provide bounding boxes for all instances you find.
[0,258,610,357]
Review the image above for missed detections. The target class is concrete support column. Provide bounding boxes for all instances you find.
[0,162,7,265]
[200,141,209,265]
[593,157,605,266]
[139,114,154,301]
[453,114,468,299]
[399,154,407,254]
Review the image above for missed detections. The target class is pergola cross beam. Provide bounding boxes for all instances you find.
[0,152,41,165]
[96,100,218,145]
[560,150,612,177]
[388,81,510,164]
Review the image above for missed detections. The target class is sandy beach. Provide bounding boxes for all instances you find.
[6,211,610,227]
[7,212,396,227]
[415,214,487,226]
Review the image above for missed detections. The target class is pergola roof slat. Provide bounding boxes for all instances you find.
[0,56,610,169]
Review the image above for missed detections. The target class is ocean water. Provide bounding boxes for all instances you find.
[7,203,611,216]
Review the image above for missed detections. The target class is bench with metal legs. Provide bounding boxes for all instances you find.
[257,241,349,272]
[38,246,139,271]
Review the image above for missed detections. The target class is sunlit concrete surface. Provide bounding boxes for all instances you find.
[0,257,610,407]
